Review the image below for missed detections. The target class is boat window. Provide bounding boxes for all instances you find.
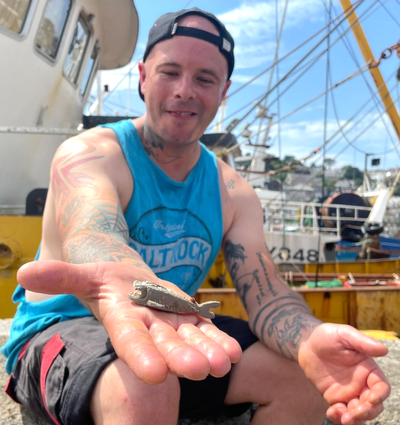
[35,0,72,61]
[63,14,89,85]
[0,0,31,33]
[79,40,99,97]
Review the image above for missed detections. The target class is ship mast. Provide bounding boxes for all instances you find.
[340,0,400,141]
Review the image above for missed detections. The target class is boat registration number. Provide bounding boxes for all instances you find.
[269,247,319,263]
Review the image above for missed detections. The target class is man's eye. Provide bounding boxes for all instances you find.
[199,78,213,84]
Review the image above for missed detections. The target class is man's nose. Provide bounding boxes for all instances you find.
[173,76,196,100]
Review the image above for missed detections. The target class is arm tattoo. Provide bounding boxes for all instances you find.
[64,233,152,270]
[224,241,266,307]
[62,197,129,243]
[226,179,235,189]
[252,294,305,331]
[234,271,258,310]
[225,242,319,358]
[256,301,319,359]
[142,121,180,164]
[52,142,104,204]
[257,252,277,297]
[267,308,316,360]
[61,198,150,269]
[224,240,247,281]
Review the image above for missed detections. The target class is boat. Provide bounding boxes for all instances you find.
[0,0,139,317]
[2,0,400,336]
[199,0,400,336]
[213,0,400,270]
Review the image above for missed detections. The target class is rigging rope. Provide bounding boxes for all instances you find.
[322,72,400,158]
[322,0,400,161]
[243,0,289,182]
[378,0,400,29]
[210,0,380,150]
[331,91,400,162]
[222,63,373,157]
[244,72,400,180]
[224,0,366,101]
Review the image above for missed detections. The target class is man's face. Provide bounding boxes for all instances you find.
[139,17,231,147]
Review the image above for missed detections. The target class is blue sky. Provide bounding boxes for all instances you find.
[92,0,400,172]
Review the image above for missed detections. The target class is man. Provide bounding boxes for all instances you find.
[2,8,390,425]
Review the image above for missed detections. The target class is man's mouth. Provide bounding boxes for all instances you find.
[169,111,196,116]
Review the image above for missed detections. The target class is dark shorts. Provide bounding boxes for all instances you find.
[6,315,258,425]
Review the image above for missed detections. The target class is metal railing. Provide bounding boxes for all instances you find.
[259,198,372,236]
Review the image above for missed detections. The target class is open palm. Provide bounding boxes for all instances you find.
[298,323,390,424]
[17,260,242,385]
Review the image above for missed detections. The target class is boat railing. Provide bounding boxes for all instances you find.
[259,199,372,237]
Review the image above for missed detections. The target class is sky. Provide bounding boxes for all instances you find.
[89,0,400,172]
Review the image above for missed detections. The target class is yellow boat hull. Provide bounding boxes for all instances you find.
[0,216,42,318]
[1,216,400,337]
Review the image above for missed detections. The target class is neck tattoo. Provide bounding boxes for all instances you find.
[141,122,180,164]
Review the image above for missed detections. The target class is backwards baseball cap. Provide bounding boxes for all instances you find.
[139,7,235,101]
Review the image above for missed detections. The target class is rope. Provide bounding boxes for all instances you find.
[324,0,400,161]
[213,0,380,151]
[210,0,368,151]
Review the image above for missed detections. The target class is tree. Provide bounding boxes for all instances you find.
[341,165,364,187]
[324,158,336,170]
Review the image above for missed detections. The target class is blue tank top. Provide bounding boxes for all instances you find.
[1,119,223,374]
[107,120,223,295]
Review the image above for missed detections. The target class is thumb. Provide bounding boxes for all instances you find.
[17,260,99,298]
[340,325,388,358]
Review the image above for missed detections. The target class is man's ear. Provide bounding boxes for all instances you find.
[139,61,146,97]
[221,79,232,102]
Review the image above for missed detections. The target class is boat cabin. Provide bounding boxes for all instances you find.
[0,0,139,214]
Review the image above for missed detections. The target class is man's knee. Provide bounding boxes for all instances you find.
[90,359,180,425]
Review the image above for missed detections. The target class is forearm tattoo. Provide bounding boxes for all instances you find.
[257,252,278,297]
[225,239,319,359]
[62,197,129,243]
[267,309,315,360]
[52,142,148,268]
[61,199,150,268]
[225,241,266,308]
[64,233,151,271]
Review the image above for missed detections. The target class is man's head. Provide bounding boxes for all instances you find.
[138,8,234,147]
[139,8,234,101]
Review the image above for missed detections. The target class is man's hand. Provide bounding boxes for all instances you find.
[298,323,390,425]
[17,260,242,385]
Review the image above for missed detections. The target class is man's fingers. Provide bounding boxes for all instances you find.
[327,400,384,425]
[177,323,232,377]
[326,403,348,424]
[150,322,210,380]
[109,317,170,385]
[341,401,384,425]
[366,373,391,405]
[197,321,242,364]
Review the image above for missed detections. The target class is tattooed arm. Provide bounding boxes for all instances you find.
[39,128,153,271]
[223,182,320,361]
[222,173,390,423]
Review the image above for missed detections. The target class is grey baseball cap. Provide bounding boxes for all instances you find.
[139,7,235,101]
